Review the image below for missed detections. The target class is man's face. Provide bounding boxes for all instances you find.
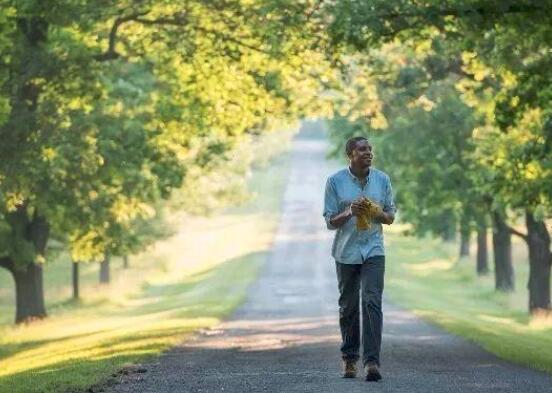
[349,139,373,168]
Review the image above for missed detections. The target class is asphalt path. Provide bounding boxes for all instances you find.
[103,130,552,393]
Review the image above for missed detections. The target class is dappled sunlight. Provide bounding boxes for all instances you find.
[196,332,341,352]
[473,314,541,335]
[189,316,340,352]
[136,211,278,292]
[410,309,454,325]
[385,308,422,324]
[0,252,264,377]
[405,258,454,275]
[477,314,520,327]
[1,246,273,381]
[385,223,412,235]
[223,316,336,332]
[0,316,219,377]
[529,314,552,331]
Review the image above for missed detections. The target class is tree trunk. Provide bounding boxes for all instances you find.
[525,212,551,315]
[123,255,129,269]
[476,224,489,275]
[99,255,110,284]
[443,213,456,242]
[459,215,471,257]
[2,206,50,324]
[459,230,470,257]
[492,212,515,292]
[11,262,47,324]
[72,261,79,300]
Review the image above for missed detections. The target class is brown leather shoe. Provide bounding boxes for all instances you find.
[342,359,358,378]
[364,362,382,382]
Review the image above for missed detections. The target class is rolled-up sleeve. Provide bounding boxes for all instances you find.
[383,176,397,219]
[323,177,338,230]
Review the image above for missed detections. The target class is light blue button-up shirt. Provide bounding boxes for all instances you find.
[323,167,396,264]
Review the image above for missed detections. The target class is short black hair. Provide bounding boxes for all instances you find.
[345,136,369,157]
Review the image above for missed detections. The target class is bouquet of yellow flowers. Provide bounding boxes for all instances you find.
[356,197,383,231]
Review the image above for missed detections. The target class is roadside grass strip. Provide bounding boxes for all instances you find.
[385,224,552,374]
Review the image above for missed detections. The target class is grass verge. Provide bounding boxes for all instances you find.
[385,224,552,374]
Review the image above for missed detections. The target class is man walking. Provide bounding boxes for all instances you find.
[323,136,396,382]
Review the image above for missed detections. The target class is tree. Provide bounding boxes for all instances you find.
[0,0,334,323]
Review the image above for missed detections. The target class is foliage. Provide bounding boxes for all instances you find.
[327,43,481,238]
[171,126,297,215]
[322,0,552,219]
[0,0,333,267]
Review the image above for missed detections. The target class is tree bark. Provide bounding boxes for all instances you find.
[72,261,79,300]
[476,224,489,275]
[441,210,457,242]
[99,254,110,284]
[525,211,551,315]
[492,211,515,292]
[123,255,129,269]
[459,230,470,257]
[9,261,47,324]
[0,258,44,324]
[459,214,471,257]
[2,206,50,324]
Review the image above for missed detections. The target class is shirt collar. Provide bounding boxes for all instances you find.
[347,166,371,183]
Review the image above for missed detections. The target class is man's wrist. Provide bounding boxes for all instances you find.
[380,212,394,224]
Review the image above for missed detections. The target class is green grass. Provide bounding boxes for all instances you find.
[385,224,552,374]
[0,148,292,393]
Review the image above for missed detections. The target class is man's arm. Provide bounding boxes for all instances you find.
[329,205,353,228]
[324,177,355,230]
[379,176,396,225]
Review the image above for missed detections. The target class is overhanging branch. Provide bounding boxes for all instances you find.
[372,3,546,21]
[349,2,550,41]
[96,10,152,61]
[506,224,528,242]
[96,10,274,61]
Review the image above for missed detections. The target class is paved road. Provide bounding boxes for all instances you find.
[104,130,552,393]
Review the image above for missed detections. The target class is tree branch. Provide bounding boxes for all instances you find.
[306,0,325,19]
[133,13,188,27]
[95,10,151,61]
[96,10,274,61]
[373,3,546,21]
[197,27,272,55]
[134,15,273,55]
[506,224,528,242]
[348,2,551,41]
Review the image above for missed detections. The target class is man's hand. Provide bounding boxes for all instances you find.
[350,200,364,217]
[370,202,384,218]
[329,204,355,228]
[352,198,383,218]
[367,201,393,224]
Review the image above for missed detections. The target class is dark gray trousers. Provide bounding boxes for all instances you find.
[336,255,385,366]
